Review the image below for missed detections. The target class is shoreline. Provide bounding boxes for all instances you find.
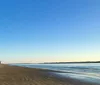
[0,64,99,85]
[46,72,100,85]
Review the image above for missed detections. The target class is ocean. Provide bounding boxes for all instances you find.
[11,63,100,84]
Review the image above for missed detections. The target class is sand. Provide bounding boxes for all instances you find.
[0,64,99,85]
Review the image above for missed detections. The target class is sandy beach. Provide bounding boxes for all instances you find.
[0,64,99,85]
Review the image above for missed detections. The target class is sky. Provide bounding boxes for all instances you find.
[0,0,100,63]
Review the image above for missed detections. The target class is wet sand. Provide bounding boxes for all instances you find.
[0,64,99,85]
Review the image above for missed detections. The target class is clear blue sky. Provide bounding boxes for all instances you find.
[0,0,100,63]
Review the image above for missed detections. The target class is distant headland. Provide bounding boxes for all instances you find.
[11,61,100,64]
[40,61,100,64]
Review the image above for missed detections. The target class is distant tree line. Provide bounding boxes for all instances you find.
[40,61,100,64]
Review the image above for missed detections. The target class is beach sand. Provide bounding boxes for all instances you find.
[0,64,99,85]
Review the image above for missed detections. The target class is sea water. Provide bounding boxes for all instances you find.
[11,63,100,84]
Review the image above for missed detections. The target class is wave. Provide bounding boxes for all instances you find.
[11,63,100,84]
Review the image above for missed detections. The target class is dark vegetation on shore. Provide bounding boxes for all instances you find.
[40,61,100,64]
